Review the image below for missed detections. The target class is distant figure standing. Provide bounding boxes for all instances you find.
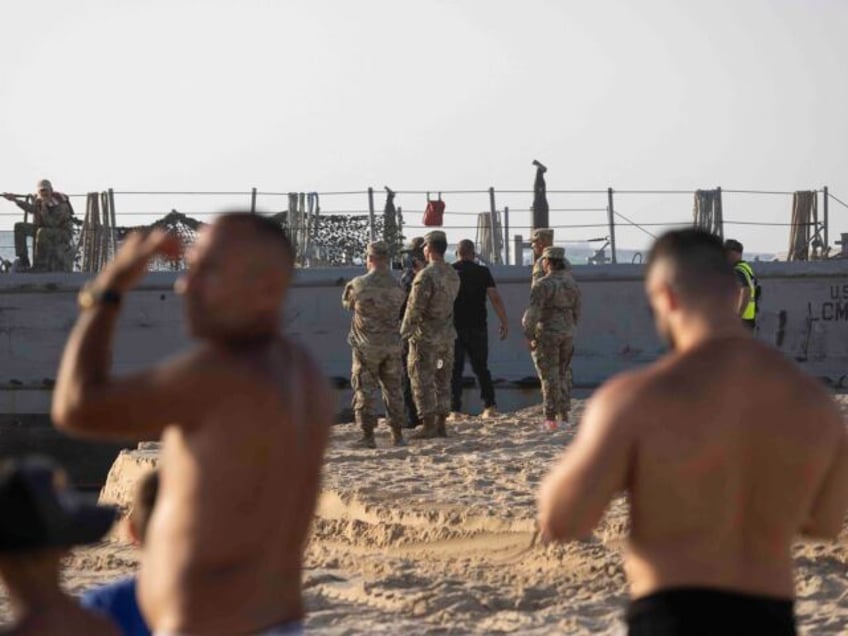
[0,457,119,636]
[522,246,581,427]
[52,213,333,635]
[399,237,426,428]
[530,228,555,286]
[342,241,408,448]
[449,239,509,420]
[401,230,461,439]
[538,229,848,635]
[3,179,75,271]
[725,238,759,331]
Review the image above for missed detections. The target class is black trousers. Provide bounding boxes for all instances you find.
[451,326,496,412]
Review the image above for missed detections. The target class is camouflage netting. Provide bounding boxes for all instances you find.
[77,209,385,270]
[268,211,386,266]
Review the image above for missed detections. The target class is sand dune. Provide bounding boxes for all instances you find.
[1,397,846,634]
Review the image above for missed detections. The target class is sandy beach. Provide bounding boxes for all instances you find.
[2,396,847,634]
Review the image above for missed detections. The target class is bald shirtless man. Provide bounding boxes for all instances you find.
[538,229,848,635]
[52,213,333,635]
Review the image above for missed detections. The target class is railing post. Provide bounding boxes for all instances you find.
[514,235,524,267]
[823,186,829,252]
[367,187,376,242]
[250,187,257,214]
[107,188,117,258]
[607,187,618,264]
[503,205,510,265]
[488,187,499,264]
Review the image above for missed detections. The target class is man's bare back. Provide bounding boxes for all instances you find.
[53,215,333,634]
[610,337,844,599]
[538,229,848,633]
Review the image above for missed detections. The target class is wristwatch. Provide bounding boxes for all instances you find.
[77,285,122,310]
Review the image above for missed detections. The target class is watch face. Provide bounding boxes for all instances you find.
[78,289,95,309]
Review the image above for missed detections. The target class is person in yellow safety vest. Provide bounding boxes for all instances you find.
[724,239,758,331]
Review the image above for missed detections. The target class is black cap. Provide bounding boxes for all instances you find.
[724,239,743,253]
[0,457,117,552]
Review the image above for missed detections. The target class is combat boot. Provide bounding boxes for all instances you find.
[353,431,377,449]
[391,426,407,447]
[411,415,439,439]
[353,414,377,449]
[436,414,448,438]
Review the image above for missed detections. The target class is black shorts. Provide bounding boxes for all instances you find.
[626,587,795,635]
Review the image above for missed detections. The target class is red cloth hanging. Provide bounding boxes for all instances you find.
[423,198,445,227]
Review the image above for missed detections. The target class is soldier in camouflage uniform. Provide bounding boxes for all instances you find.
[522,246,582,426]
[3,179,74,272]
[530,228,575,396]
[401,230,461,439]
[399,237,426,428]
[530,227,573,285]
[342,241,408,448]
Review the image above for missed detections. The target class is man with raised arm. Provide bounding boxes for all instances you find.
[52,213,333,635]
[537,229,848,635]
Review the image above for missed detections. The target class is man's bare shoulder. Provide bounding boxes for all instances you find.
[587,367,662,425]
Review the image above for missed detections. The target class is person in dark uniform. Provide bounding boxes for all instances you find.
[448,239,509,420]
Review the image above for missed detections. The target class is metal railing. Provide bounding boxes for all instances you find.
[1,185,846,269]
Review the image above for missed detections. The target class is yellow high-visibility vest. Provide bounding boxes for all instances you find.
[735,261,757,320]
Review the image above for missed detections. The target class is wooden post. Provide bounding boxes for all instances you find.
[250,187,257,214]
[503,205,510,265]
[107,188,117,259]
[367,187,376,242]
[488,187,499,264]
[823,186,829,252]
[607,187,618,264]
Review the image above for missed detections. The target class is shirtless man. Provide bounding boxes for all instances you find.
[537,229,848,634]
[52,213,333,635]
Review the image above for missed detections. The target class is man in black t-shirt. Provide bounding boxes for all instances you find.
[449,240,509,420]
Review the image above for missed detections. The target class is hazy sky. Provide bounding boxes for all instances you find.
[1,0,846,255]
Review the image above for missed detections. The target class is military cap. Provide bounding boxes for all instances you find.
[367,241,390,257]
[531,228,554,242]
[423,230,447,244]
[542,246,565,260]
[401,236,425,253]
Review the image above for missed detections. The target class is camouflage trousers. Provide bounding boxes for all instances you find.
[408,338,453,418]
[351,346,405,432]
[531,334,575,420]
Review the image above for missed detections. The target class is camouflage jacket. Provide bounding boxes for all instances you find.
[15,194,74,231]
[522,269,582,339]
[532,254,574,287]
[342,269,406,351]
[400,260,460,344]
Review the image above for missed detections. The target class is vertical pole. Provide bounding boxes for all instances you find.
[503,206,510,265]
[107,188,117,259]
[607,187,618,264]
[514,235,524,267]
[250,187,257,214]
[367,187,376,242]
[488,187,499,264]
[716,186,723,239]
[823,186,829,252]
